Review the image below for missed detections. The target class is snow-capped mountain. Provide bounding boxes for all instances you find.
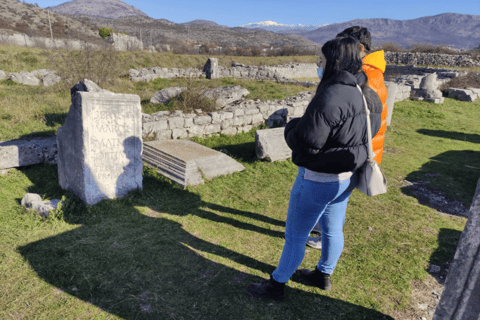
[239,21,328,33]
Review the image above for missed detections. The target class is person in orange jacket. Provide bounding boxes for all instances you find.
[307,26,388,250]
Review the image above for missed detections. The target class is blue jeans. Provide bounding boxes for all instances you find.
[271,167,353,283]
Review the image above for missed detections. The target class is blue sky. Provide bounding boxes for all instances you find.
[27,0,480,27]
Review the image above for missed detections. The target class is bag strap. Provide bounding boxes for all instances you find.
[356,84,375,161]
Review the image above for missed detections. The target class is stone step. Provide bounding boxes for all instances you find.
[0,136,57,169]
[142,139,245,188]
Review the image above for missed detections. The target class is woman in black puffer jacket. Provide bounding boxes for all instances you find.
[247,36,382,300]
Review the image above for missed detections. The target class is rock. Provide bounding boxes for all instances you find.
[420,73,439,90]
[255,127,291,162]
[147,45,156,53]
[447,88,478,102]
[203,57,219,79]
[429,264,441,273]
[105,32,143,51]
[41,73,62,87]
[0,136,58,169]
[150,87,187,104]
[8,72,40,86]
[200,85,250,106]
[0,70,7,80]
[21,193,43,206]
[21,193,60,218]
[433,177,480,320]
[155,43,171,52]
[57,86,143,205]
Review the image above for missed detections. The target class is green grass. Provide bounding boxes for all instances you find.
[1,94,476,318]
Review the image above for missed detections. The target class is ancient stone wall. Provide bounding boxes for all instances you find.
[129,63,318,82]
[0,31,101,50]
[384,51,480,68]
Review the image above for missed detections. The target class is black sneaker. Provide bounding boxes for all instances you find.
[246,276,285,300]
[297,268,332,291]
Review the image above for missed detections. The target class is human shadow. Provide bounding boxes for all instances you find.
[14,129,395,319]
[401,150,480,216]
[428,228,463,284]
[417,129,480,144]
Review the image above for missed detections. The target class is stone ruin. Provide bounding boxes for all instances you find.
[56,80,143,205]
[433,177,480,319]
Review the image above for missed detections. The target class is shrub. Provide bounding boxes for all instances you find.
[99,27,113,39]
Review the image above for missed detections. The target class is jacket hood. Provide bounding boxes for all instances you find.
[331,70,359,87]
[362,50,386,73]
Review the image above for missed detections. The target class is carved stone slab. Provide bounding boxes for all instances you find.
[57,91,143,205]
[142,139,245,188]
[0,136,57,169]
[255,127,291,162]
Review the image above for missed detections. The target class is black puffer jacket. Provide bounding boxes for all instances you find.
[284,70,382,174]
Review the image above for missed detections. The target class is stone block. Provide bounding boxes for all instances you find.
[221,119,232,130]
[172,128,188,139]
[244,115,253,125]
[150,87,187,104]
[255,128,291,162]
[184,117,194,128]
[168,117,185,129]
[143,120,168,136]
[434,177,480,320]
[21,192,61,218]
[203,57,219,79]
[232,116,246,126]
[447,88,478,102]
[153,129,173,140]
[0,70,7,80]
[221,127,237,135]
[420,73,438,90]
[239,125,252,133]
[142,140,245,188]
[209,112,221,124]
[219,111,233,120]
[385,82,397,127]
[194,115,212,126]
[41,73,62,87]
[187,125,205,137]
[0,136,57,169]
[251,113,265,125]
[56,90,143,205]
[205,124,221,135]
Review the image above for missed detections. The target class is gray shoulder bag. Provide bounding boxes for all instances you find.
[355,84,388,196]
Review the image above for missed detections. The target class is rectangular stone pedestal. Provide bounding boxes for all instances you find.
[255,127,291,162]
[57,91,143,205]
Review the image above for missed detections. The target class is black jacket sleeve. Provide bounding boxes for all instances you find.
[284,101,331,155]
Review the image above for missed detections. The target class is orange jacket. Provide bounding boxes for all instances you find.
[362,50,387,164]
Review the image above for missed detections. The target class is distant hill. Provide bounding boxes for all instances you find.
[295,13,480,50]
[239,21,328,33]
[0,0,103,45]
[48,0,149,19]
[180,20,228,28]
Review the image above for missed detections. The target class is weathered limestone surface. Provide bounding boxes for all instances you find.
[0,70,7,80]
[433,177,480,320]
[105,32,143,51]
[142,140,245,188]
[255,127,291,162]
[385,82,397,126]
[446,88,478,102]
[200,86,250,106]
[0,136,57,169]
[203,57,219,79]
[57,86,143,205]
[9,71,40,86]
[150,87,187,104]
[21,193,60,218]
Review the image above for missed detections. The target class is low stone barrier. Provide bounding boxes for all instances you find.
[129,63,318,82]
[141,91,315,140]
[384,51,480,68]
[385,65,469,78]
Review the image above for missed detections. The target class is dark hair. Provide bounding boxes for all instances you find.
[336,26,371,52]
[320,36,363,83]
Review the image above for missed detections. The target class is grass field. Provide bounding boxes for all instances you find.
[0,45,477,319]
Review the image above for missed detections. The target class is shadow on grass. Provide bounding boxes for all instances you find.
[428,228,463,284]
[417,129,480,144]
[16,163,392,320]
[401,150,480,213]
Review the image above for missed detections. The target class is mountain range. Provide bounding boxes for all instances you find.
[2,0,480,50]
